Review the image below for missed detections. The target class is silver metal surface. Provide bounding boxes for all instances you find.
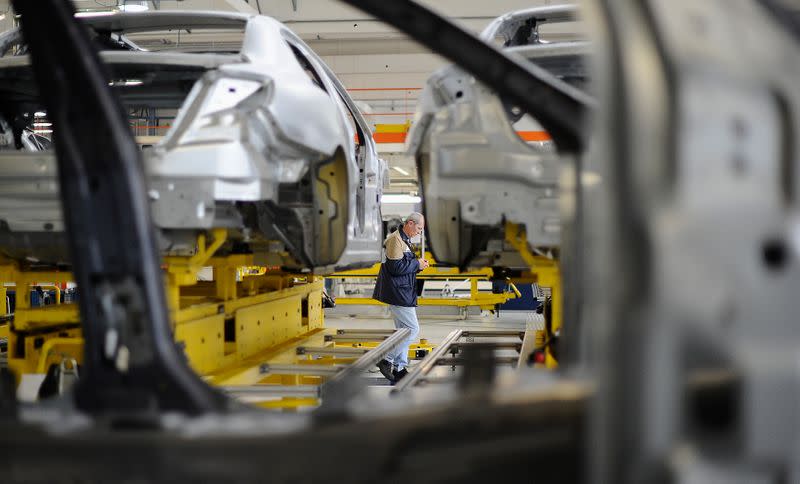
[259,364,344,377]
[221,385,320,399]
[295,346,369,357]
[479,4,579,42]
[450,341,522,351]
[579,0,800,482]
[435,356,518,366]
[461,330,525,339]
[406,5,589,267]
[324,334,391,342]
[78,10,252,33]
[335,329,395,335]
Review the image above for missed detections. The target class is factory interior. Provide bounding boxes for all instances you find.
[0,0,798,482]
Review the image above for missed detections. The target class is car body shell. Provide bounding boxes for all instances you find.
[406,5,587,268]
[0,11,388,271]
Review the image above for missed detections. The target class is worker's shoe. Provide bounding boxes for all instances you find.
[376,359,395,382]
[393,368,408,382]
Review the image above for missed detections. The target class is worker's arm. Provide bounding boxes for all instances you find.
[384,237,420,275]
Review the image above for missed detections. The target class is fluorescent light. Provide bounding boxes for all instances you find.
[33,122,52,127]
[34,111,46,117]
[120,1,149,12]
[75,11,116,18]
[109,79,144,86]
[382,194,421,204]
[34,129,53,134]
[0,13,6,21]
[392,166,410,176]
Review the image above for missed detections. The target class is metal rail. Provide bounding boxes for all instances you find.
[461,330,525,339]
[323,328,411,387]
[325,334,392,342]
[393,329,529,393]
[336,329,395,335]
[451,341,523,351]
[225,328,411,406]
[296,346,369,357]
[316,328,412,410]
[221,385,320,399]
[436,356,518,366]
[393,329,463,393]
[259,364,344,377]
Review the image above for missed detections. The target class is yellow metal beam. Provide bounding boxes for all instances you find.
[13,305,80,331]
[35,337,83,374]
[3,245,329,392]
[334,294,516,311]
[374,121,411,134]
[206,328,329,387]
[504,221,561,368]
[328,253,518,311]
[329,254,494,279]
[254,397,319,409]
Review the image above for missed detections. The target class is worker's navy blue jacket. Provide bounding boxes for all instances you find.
[372,229,420,307]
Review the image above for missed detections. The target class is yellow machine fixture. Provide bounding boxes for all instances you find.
[2,230,325,398]
[0,221,561,408]
[0,229,434,409]
[327,224,560,368]
[504,221,561,369]
[327,252,522,312]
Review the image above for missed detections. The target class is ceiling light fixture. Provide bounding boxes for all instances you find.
[109,79,144,86]
[34,111,46,117]
[119,1,149,12]
[75,11,116,18]
[33,122,52,127]
[381,194,421,204]
[392,166,410,176]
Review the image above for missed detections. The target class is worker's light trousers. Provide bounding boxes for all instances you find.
[386,305,419,370]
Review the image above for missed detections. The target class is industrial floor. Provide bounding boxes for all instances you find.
[325,309,537,400]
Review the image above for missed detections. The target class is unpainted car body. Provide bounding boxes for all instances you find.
[0,11,387,272]
[406,5,588,268]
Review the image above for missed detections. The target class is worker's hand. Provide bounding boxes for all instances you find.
[418,258,430,270]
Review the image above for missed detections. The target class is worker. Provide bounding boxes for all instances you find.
[373,212,429,383]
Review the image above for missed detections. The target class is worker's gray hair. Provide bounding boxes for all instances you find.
[405,212,424,225]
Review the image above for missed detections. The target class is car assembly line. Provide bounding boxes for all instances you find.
[0,0,798,483]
